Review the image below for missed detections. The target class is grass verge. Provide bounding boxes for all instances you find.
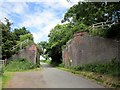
[4,58,40,72]
[2,58,42,88]
[58,60,120,89]
[2,72,14,88]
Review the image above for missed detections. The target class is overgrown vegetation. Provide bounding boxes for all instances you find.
[0,18,34,60]
[59,60,120,77]
[89,24,120,39]
[1,58,41,87]
[38,2,120,65]
[58,60,120,89]
[72,60,120,77]
[2,72,14,88]
[3,58,39,72]
[40,59,51,64]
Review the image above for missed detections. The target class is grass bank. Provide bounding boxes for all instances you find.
[58,60,120,89]
[4,58,40,72]
[2,72,14,88]
[2,58,41,87]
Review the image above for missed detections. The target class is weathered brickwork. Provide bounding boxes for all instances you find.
[62,32,120,67]
[10,44,40,64]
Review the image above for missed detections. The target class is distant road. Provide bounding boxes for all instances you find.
[6,62,105,88]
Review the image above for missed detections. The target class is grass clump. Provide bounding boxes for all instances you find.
[4,58,39,72]
[40,59,51,64]
[58,60,120,89]
[58,63,65,68]
[72,60,120,77]
[2,72,14,88]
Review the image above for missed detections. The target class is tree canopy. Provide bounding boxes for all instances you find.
[20,33,33,42]
[38,2,120,66]
[13,27,30,41]
[0,18,33,59]
[62,2,120,25]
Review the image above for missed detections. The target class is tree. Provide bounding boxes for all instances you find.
[38,41,47,60]
[62,2,120,25]
[41,2,120,65]
[13,27,30,41]
[1,18,15,59]
[20,33,33,42]
[0,18,34,59]
[46,23,86,65]
[62,2,120,39]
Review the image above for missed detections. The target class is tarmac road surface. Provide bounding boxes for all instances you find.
[6,63,105,88]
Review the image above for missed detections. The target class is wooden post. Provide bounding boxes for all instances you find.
[20,42,22,50]
[93,24,94,29]
[102,22,104,28]
[27,39,29,43]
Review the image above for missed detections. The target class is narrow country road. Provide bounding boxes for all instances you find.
[6,63,105,88]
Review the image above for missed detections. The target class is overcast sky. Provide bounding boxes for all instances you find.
[0,0,80,43]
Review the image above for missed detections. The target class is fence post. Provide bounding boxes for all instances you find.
[20,42,22,50]
[102,22,104,28]
[27,39,29,44]
[93,24,94,29]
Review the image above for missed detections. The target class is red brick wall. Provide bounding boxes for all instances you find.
[10,44,39,64]
[62,32,120,67]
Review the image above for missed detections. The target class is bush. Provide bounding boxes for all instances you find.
[72,60,120,77]
[40,60,46,62]
[59,63,65,67]
[40,60,51,64]
[4,58,38,72]
[89,24,120,40]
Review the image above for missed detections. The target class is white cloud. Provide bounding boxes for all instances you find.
[20,11,59,43]
[0,0,80,43]
[12,2,28,14]
[4,0,80,3]
[0,2,28,21]
[18,3,64,43]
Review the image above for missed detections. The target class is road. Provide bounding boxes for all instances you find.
[6,63,105,88]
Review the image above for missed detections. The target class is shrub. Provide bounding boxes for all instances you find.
[72,60,120,77]
[59,63,65,67]
[4,58,38,72]
[89,24,120,40]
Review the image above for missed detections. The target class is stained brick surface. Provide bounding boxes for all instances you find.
[62,32,120,67]
[10,44,39,64]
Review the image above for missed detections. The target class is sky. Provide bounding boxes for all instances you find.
[0,0,80,43]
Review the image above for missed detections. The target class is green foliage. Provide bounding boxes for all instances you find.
[0,18,34,59]
[40,60,51,64]
[39,2,120,66]
[38,41,47,54]
[59,63,65,68]
[40,60,46,62]
[2,72,13,88]
[45,23,87,65]
[89,28,108,37]
[105,24,120,39]
[38,41,48,60]
[13,27,30,41]
[1,18,16,59]
[72,60,120,77]
[20,33,33,42]
[12,39,34,55]
[4,58,38,72]
[89,24,120,39]
[62,2,120,26]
